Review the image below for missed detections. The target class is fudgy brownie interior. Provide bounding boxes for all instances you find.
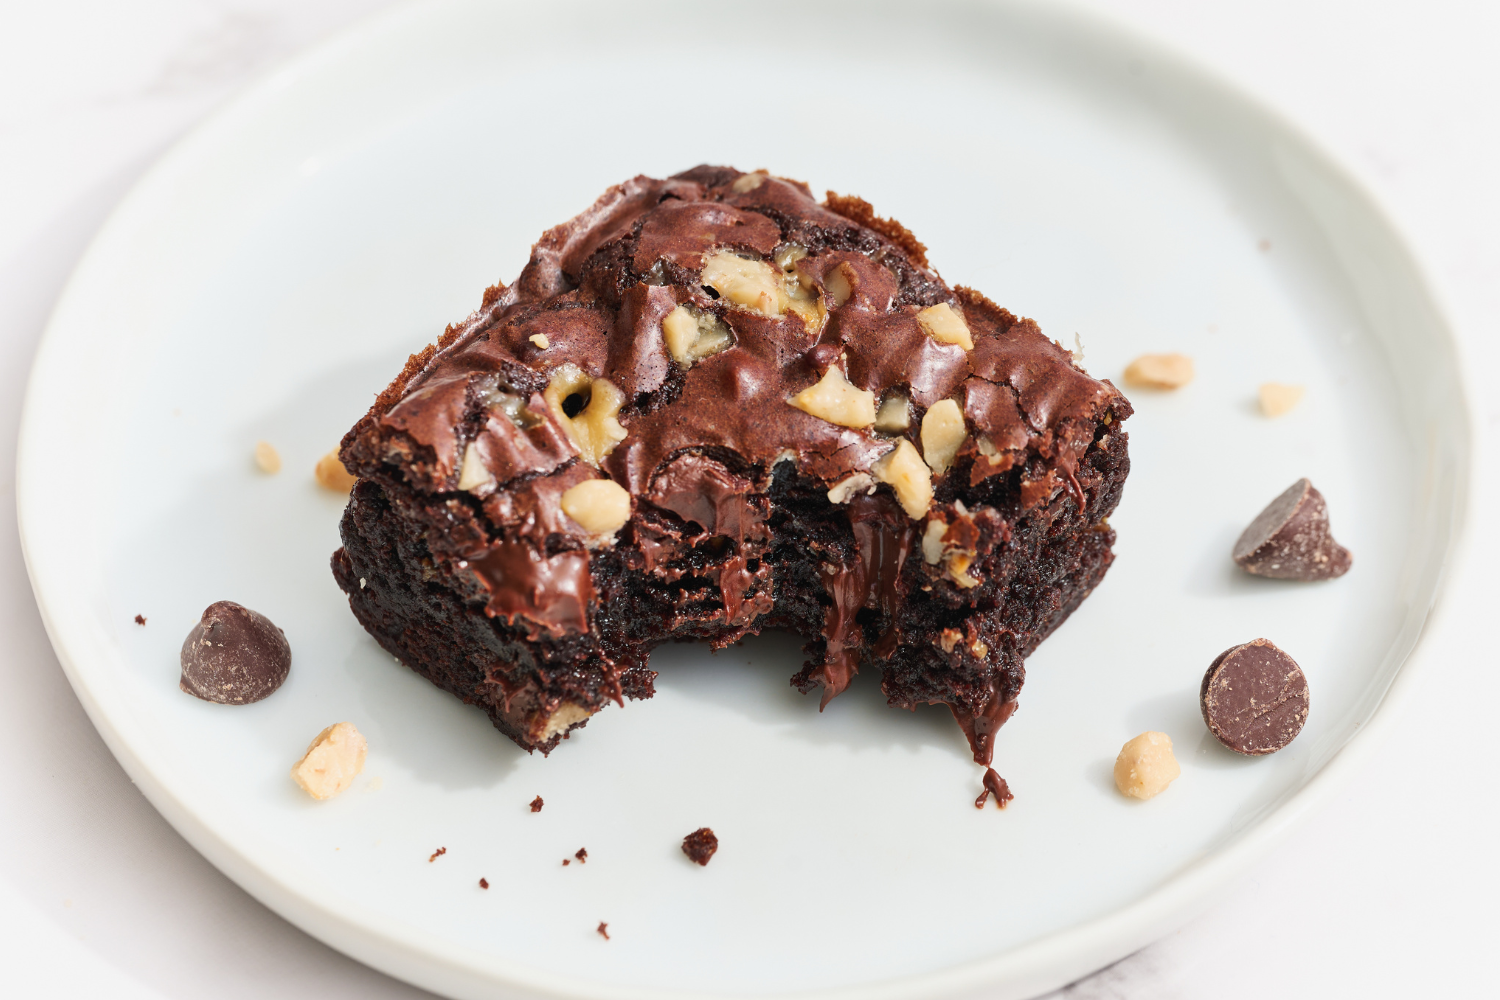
[331,166,1131,781]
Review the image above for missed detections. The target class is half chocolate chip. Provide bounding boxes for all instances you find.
[180,601,291,704]
[1232,478,1351,580]
[1200,639,1309,755]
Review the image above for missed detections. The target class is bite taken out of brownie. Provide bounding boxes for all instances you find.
[331,166,1131,791]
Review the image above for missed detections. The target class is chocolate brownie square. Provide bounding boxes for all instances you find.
[331,166,1130,778]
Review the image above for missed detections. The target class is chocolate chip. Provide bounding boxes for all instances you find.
[1232,478,1351,580]
[1200,639,1309,755]
[179,601,290,704]
[681,827,718,865]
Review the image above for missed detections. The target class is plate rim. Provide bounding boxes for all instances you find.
[15,1,1476,997]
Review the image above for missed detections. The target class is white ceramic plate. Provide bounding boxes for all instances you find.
[17,1,1470,998]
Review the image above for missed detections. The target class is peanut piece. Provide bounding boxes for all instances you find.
[663,305,733,365]
[560,478,632,536]
[824,263,854,307]
[920,399,966,474]
[1114,731,1181,800]
[787,365,877,429]
[872,439,933,518]
[701,251,782,317]
[917,303,974,351]
[1124,353,1194,389]
[874,393,911,432]
[315,449,358,493]
[543,364,628,467]
[730,171,766,193]
[1259,382,1304,417]
[291,722,367,801]
[254,441,281,474]
[529,333,550,350]
[826,473,875,505]
[457,442,493,492]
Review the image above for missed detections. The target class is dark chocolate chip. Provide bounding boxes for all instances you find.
[681,827,718,865]
[1232,478,1351,580]
[179,601,290,704]
[1200,639,1309,755]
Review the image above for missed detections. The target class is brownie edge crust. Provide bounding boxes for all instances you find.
[331,166,1131,770]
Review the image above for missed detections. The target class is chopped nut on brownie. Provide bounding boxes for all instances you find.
[788,364,877,428]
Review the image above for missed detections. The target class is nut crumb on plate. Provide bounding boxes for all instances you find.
[1123,353,1194,389]
[290,722,367,800]
[314,448,358,492]
[1114,731,1180,800]
[1258,382,1304,417]
[254,440,281,474]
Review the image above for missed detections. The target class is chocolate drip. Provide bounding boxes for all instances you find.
[813,493,917,707]
[974,768,1013,809]
[469,542,593,634]
[948,694,1018,766]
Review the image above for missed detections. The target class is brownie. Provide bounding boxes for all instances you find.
[331,166,1131,772]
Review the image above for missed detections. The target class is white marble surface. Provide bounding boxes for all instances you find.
[0,1,1494,997]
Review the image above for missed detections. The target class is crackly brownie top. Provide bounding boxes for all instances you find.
[342,166,1128,625]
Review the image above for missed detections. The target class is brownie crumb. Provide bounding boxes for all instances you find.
[428,847,446,862]
[681,827,719,865]
[574,847,587,863]
[134,614,146,626]
[529,796,543,813]
[596,922,610,941]
[562,859,570,866]
[478,877,489,889]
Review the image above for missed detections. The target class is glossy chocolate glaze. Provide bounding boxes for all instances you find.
[335,166,1132,782]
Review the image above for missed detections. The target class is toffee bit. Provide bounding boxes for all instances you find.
[529,795,543,813]
[134,614,146,626]
[478,877,489,889]
[596,921,610,941]
[429,847,447,862]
